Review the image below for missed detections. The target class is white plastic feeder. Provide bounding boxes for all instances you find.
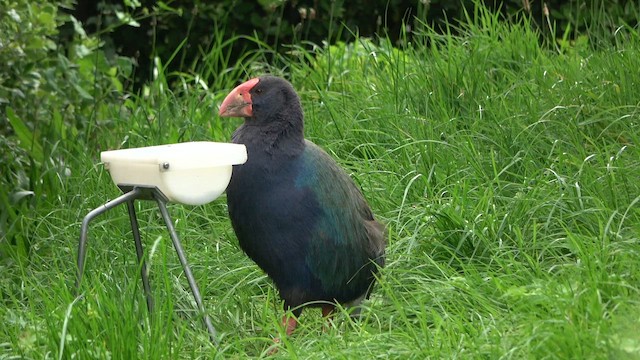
[76,141,246,345]
[101,141,247,205]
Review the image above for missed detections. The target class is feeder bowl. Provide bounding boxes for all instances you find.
[101,141,247,205]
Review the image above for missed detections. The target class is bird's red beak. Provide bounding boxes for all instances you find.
[219,78,260,118]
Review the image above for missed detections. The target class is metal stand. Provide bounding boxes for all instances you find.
[76,186,217,344]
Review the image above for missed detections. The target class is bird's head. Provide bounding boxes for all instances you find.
[219,76,303,126]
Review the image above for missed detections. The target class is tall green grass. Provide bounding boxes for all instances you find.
[2,5,639,359]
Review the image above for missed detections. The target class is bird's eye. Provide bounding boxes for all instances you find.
[255,88,263,94]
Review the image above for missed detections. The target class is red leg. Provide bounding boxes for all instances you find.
[322,304,336,332]
[321,305,335,318]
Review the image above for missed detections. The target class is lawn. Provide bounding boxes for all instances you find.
[1,6,639,359]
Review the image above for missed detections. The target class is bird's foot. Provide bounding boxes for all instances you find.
[267,315,298,355]
[322,305,336,332]
[283,315,298,336]
[267,338,281,356]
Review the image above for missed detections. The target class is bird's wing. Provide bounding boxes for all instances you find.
[297,141,385,294]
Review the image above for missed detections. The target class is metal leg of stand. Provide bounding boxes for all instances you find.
[126,200,154,314]
[155,195,218,344]
[76,188,144,291]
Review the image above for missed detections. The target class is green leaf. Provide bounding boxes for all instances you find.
[124,0,142,9]
[10,190,35,203]
[156,2,183,15]
[70,15,87,38]
[6,107,44,163]
[115,10,141,27]
[52,109,66,141]
[72,82,93,100]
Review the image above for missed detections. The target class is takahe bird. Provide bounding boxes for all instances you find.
[219,76,385,337]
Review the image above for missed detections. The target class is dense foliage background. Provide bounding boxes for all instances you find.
[70,0,639,86]
[1,0,639,358]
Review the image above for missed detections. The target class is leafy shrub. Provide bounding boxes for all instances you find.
[0,0,134,261]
